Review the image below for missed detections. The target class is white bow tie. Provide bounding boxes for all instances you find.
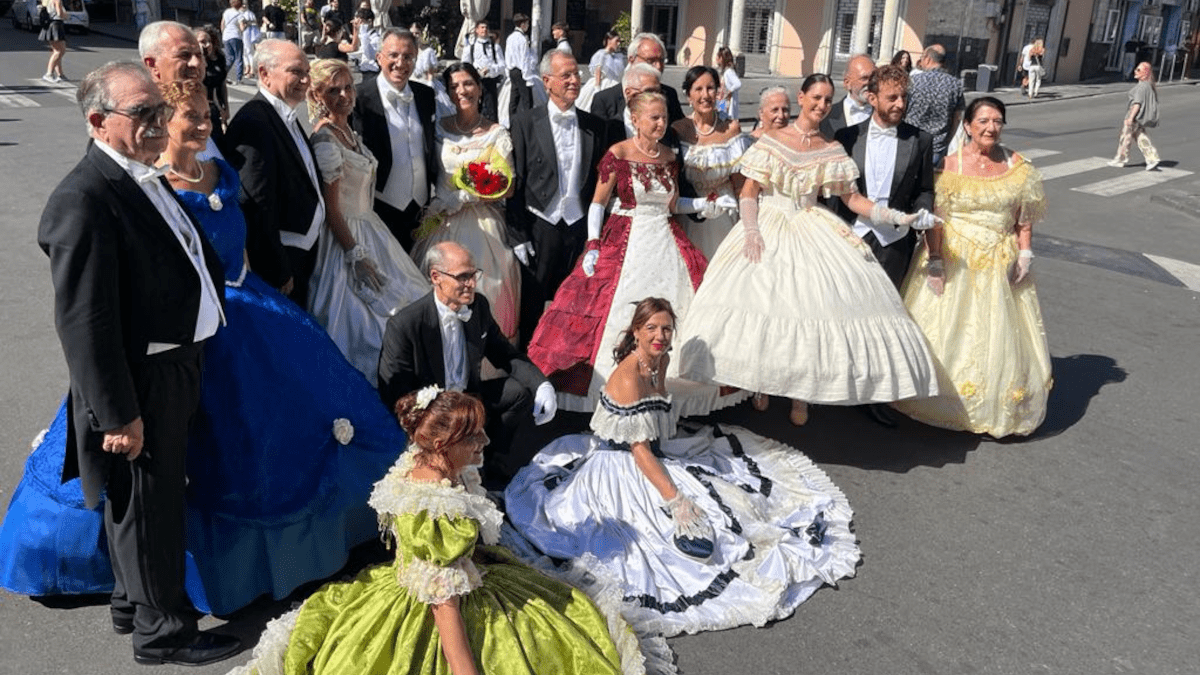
[869,125,897,138]
[441,306,471,325]
[136,164,171,184]
[387,88,413,106]
[550,108,575,125]
[848,100,872,116]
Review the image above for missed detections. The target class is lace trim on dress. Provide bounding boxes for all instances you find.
[368,451,503,547]
[310,130,345,183]
[737,135,859,199]
[935,150,1047,226]
[395,554,484,605]
[590,394,673,445]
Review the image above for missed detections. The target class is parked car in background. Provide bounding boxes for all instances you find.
[10,0,89,33]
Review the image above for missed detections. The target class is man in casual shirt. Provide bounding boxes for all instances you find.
[462,20,505,120]
[905,44,964,165]
[39,61,236,666]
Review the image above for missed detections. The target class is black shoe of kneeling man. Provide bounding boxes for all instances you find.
[860,403,899,429]
[133,632,242,667]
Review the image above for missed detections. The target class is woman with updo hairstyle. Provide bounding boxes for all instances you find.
[527,90,744,418]
[752,85,791,139]
[305,58,428,380]
[678,73,938,426]
[410,60,523,343]
[233,385,673,675]
[508,295,861,636]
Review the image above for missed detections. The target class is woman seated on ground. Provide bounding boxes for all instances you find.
[230,388,674,675]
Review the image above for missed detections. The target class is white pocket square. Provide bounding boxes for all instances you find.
[146,342,181,355]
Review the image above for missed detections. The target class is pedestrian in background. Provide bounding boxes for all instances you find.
[1021,38,1046,100]
[891,49,912,73]
[39,0,68,83]
[241,4,261,80]
[262,0,287,40]
[220,0,249,85]
[1107,61,1160,171]
[905,44,963,165]
[715,46,740,121]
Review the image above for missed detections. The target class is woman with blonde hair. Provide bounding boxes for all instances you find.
[1107,61,1161,170]
[1020,38,1046,99]
[306,58,428,379]
[38,0,68,83]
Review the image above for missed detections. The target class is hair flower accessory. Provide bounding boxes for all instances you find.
[415,385,442,410]
[332,418,354,445]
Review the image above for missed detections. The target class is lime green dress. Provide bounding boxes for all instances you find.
[229,453,672,675]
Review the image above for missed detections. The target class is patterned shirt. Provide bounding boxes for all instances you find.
[904,68,964,156]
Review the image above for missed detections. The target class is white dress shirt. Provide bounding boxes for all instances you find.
[844,96,873,127]
[376,76,429,210]
[95,140,225,347]
[462,36,504,78]
[259,87,327,250]
[434,296,469,391]
[529,104,584,225]
[505,29,537,80]
[853,119,906,246]
[622,107,635,139]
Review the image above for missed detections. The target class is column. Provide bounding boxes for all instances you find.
[631,0,645,37]
[729,0,747,53]
[879,0,901,60]
[852,0,873,56]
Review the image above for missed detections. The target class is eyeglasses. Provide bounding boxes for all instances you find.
[435,268,484,285]
[103,102,174,126]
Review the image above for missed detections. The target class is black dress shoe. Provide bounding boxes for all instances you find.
[133,632,241,667]
[861,403,899,429]
[112,615,134,635]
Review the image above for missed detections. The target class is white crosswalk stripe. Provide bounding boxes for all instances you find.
[1144,254,1200,292]
[1072,167,1194,196]
[0,85,39,108]
[1037,157,1113,180]
[1016,148,1061,161]
[26,79,79,100]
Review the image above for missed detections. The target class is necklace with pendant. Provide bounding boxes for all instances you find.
[638,354,660,388]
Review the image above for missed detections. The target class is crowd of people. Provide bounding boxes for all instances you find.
[3,19,1071,673]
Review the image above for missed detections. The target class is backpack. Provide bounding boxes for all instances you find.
[39,4,52,29]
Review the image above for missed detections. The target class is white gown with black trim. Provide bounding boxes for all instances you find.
[504,393,861,637]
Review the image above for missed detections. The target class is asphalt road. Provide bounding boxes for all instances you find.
[2,23,1199,675]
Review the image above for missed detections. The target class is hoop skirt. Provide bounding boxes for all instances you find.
[677,138,938,403]
[679,134,753,259]
[411,123,521,342]
[578,50,625,112]
[892,154,1052,436]
[504,394,860,637]
[0,160,407,615]
[527,152,746,417]
[308,128,428,381]
[229,453,675,675]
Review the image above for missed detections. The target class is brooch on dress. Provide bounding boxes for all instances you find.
[207,192,223,211]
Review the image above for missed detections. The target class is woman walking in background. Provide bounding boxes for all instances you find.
[39,0,68,83]
[715,46,741,121]
[1107,61,1160,171]
[1020,39,1046,99]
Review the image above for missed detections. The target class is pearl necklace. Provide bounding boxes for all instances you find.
[693,113,716,137]
[170,162,204,184]
[452,112,483,136]
[327,121,359,150]
[634,137,661,158]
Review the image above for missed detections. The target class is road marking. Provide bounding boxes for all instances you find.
[1144,253,1200,292]
[0,85,39,108]
[1017,148,1060,161]
[26,79,78,100]
[1071,167,1193,196]
[1037,157,1112,180]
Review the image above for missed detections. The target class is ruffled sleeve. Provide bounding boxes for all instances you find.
[391,511,485,605]
[310,129,344,184]
[739,137,860,200]
[1016,161,1047,226]
[819,151,860,198]
[598,150,621,184]
[589,394,673,444]
[492,126,514,166]
[735,136,775,187]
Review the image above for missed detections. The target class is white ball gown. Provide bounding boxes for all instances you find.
[504,393,860,636]
[679,132,754,260]
[677,136,939,404]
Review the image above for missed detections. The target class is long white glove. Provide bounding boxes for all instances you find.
[676,194,739,219]
[739,196,764,263]
[1011,249,1034,284]
[926,256,945,296]
[911,208,944,232]
[513,242,535,266]
[663,493,713,541]
[532,381,557,425]
[582,202,605,277]
[344,245,387,292]
[870,202,920,229]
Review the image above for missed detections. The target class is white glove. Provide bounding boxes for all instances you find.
[870,203,920,229]
[1011,249,1033,284]
[586,202,605,241]
[926,256,945,296]
[344,245,387,292]
[663,493,713,541]
[712,194,738,213]
[532,381,557,425]
[739,196,764,263]
[582,249,599,277]
[513,242,535,266]
[911,208,943,232]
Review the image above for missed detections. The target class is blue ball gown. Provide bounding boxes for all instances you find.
[0,159,407,615]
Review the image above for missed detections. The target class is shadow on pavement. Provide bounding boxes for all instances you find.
[1020,353,1127,441]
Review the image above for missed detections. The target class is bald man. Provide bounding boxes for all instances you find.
[821,54,876,137]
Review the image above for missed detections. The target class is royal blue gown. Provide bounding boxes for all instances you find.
[0,159,407,615]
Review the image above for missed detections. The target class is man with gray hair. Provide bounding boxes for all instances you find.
[590,31,684,123]
[905,44,964,164]
[39,61,236,665]
[138,20,226,154]
[506,49,609,346]
[820,53,875,137]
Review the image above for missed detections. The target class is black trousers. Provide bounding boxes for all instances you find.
[507,68,534,118]
[374,198,422,253]
[518,215,587,349]
[478,376,535,484]
[107,344,204,650]
[283,243,319,309]
[479,76,503,123]
[862,229,918,290]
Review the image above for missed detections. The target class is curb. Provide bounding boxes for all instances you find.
[86,25,137,44]
[1150,188,1200,220]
